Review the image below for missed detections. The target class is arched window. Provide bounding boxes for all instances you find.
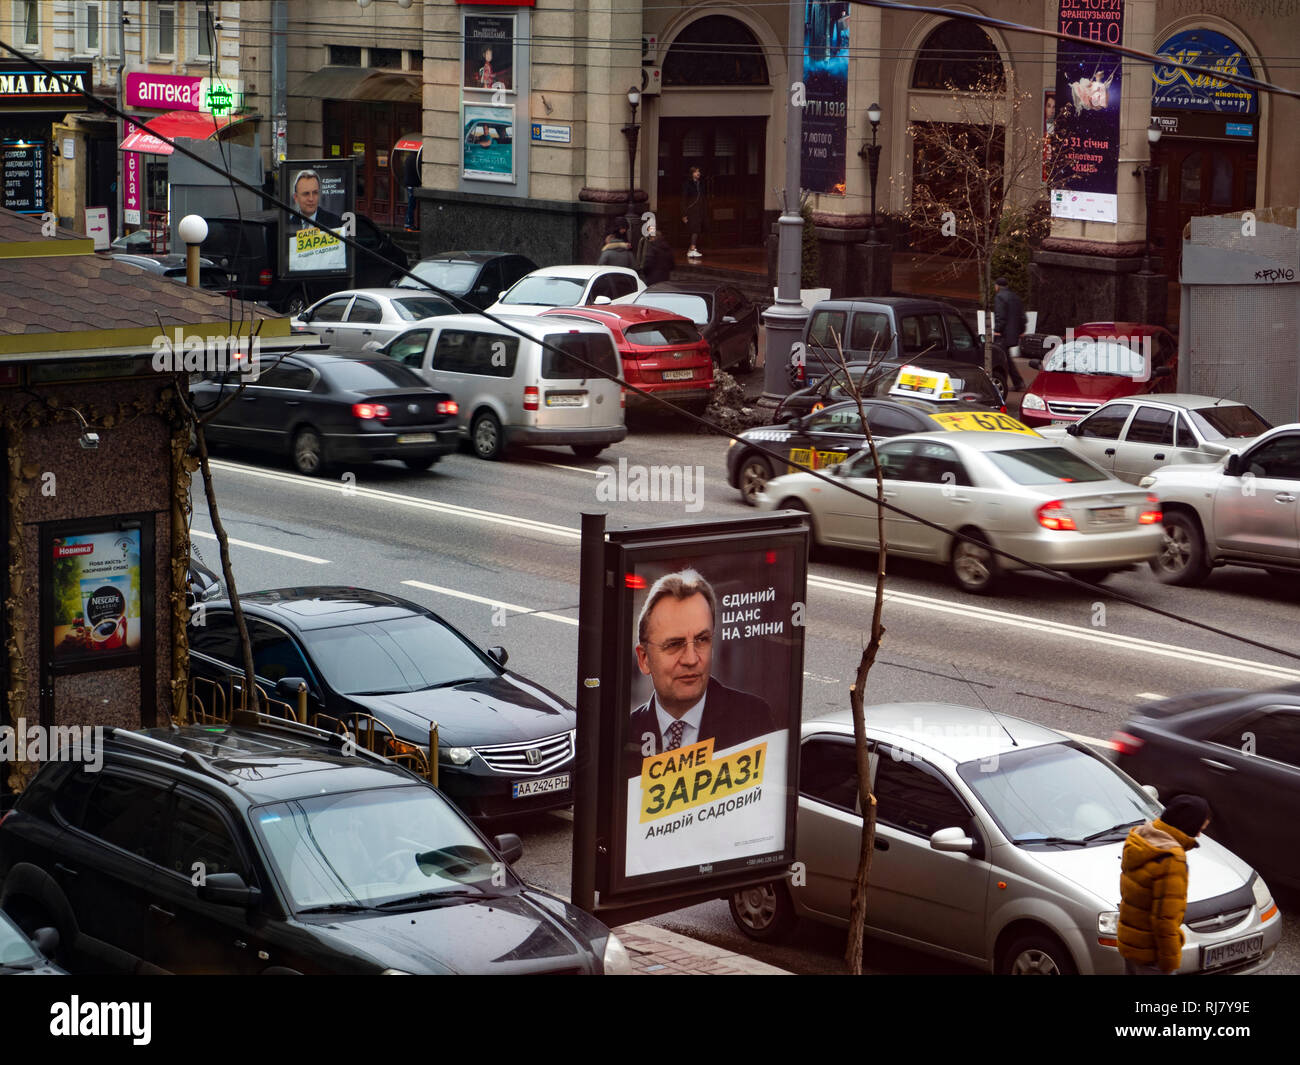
[911,21,1006,92]
[663,15,769,87]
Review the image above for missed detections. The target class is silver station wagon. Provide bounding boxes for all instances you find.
[755,430,1164,593]
[728,704,1282,975]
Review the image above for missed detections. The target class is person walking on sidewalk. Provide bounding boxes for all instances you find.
[638,223,675,285]
[681,166,707,260]
[993,277,1028,390]
[1117,794,1212,975]
[403,148,422,231]
[597,221,636,269]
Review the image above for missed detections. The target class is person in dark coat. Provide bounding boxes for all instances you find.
[680,166,707,260]
[403,149,421,231]
[597,229,636,269]
[993,277,1028,389]
[638,224,674,285]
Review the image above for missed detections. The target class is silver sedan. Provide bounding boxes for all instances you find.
[754,430,1164,593]
[728,704,1281,975]
[291,288,458,353]
[1037,394,1271,484]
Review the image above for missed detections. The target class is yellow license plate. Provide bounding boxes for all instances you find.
[928,411,1039,435]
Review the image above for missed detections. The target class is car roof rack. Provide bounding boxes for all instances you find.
[106,727,244,787]
[227,709,394,769]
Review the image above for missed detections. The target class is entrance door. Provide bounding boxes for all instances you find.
[88,136,118,237]
[657,117,766,249]
[1152,138,1256,267]
[323,101,419,227]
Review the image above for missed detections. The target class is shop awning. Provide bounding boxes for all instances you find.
[394,133,422,153]
[119,110,252,155]
[293,67,420,103]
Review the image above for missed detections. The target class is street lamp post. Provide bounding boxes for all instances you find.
[178,214,208,289]
[858,102,883,244]
[622,88,641,242]
[1134,119,1163,274]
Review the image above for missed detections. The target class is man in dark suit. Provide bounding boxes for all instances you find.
[993,276,1028,390]
[626,569,777,777]
[287,170,343,234]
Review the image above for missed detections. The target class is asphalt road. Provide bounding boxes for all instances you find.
[190,385,1300,976]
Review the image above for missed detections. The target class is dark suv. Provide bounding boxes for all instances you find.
[793,297,1015,396]
[0,721,628,974]
[204,210,409,316]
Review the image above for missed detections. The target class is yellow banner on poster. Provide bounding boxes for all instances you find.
[638,737,768,823]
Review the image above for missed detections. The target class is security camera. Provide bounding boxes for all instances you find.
[79,431,100,450]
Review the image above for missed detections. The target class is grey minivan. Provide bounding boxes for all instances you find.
[381,313,627,460]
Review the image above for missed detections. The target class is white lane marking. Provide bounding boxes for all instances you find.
[191,529,330,565]
[544,462,603,477]
[1135,692,1167,701]
[401,579,578,626]
[208,459,580,541]
[808,573,1300,684]
[1058,728,1114,750]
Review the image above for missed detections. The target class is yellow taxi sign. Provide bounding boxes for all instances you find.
[928,410,1040,436]
[889,364,957,401]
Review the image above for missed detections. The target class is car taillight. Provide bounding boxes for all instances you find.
[258,268,272,286]
[352,403,390,420]
[1109,731,1144,756]
[436,400,458,415]
[999,404,1007,413]
[523,386,539,411]
[1138,494,1162,524]
[1036,500,1077,531]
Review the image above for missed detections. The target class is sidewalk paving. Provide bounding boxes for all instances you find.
[614,922,790,975]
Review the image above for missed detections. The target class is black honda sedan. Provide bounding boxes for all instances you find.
[190,351,460,475]
[188,587,577,822]
[626,281,759,372]
[395,251,538,310]
[1112,686,1300,891]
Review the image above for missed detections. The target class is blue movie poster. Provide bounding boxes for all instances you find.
[1152,29,1257,114]
[800,1,849,195]
[1051,0,1125,224]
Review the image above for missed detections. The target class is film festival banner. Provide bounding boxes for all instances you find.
[800,1,850,195]
[49,530,142,666]
[1051,0,1125,224]
[613,538,804,889]
[279,160,354,277]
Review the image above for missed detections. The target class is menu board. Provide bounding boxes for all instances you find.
[2,139,44,214]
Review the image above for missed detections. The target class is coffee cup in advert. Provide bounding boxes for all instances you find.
[82,578,129,651]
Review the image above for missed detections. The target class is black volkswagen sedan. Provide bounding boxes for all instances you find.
[188,587,577,822]
[727,396,1035,505]
[0,723,627,974]
[1112,686,1300,891]
[395,251,538,310]
[625,281,759,372]
[191,351,460,475]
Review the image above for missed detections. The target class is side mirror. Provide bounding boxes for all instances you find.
[1065,423,1080,437]
[494,832,524,864]
[497,290,506,302]
[592,295,613,305]
[1154,365,1172,378]
[1142,784,1160,803]
[1027,359,1042,370]
[722,315,738,324]
[930,826,975,854]
[787,416,803,430]
[1224,453,1242,476]
[363,340,383,353]
[197,872,262,908]
[487,646,509,667]
[297,310,312,323]
[275,676,310,701]
[31,927,59,957]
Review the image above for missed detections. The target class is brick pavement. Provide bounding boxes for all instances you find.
[614,922,789,975]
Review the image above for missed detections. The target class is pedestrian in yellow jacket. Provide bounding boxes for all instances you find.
[1117,795,1211,975]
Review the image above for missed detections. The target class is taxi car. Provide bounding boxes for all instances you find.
[728,365,1036,506]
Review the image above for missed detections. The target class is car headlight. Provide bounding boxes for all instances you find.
[1251,875,1275,915]
[601,931,633,975]
[1097,910,1119,937]
[728,438,737,449]
[442,746,474,765]
[1021,392,1047,412]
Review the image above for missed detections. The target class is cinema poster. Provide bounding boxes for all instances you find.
[799,0,850,195]
[603,518,806,894]
[48,528,143,667]
[1051,0,1125,224]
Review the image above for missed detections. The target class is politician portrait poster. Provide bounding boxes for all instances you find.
[278,159,354,277]
[615,540,804,888]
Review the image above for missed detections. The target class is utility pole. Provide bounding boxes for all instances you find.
[272,0,287,178]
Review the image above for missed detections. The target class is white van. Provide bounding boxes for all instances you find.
[384,313,627,460]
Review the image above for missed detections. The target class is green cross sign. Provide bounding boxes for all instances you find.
[205,83,234,115]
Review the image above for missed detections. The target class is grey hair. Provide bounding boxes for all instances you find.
[637,568,717,646]
[293,169,321,194]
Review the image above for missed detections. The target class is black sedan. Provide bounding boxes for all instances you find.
[1112,686,1300,891]
[188,587,577,822]
[191,351,460,475]
[625,281,758,372]
[395,251,538,310]
[727,396,1034,505]
[776,358,1006,421]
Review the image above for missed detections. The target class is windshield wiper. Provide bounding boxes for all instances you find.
[375,888,508,910]
[1015,835,1089,846]
[1081,819,1143,842]
[297,902,379,914]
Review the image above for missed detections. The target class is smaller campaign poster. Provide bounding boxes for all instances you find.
[48,529,143,666]
[464,15,515,93]
[462,104,515,183]
[279,159,354,277]
[612,535,804,890]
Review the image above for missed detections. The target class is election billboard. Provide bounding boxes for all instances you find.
[277,158,355,279]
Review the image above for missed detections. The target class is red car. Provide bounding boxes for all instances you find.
[1018,322,1177,428]
[539,305,715,412]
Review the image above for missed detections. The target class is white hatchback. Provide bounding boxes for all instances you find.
[485,264,645,316]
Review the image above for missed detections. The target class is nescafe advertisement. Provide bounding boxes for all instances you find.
[49,530,142,663]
